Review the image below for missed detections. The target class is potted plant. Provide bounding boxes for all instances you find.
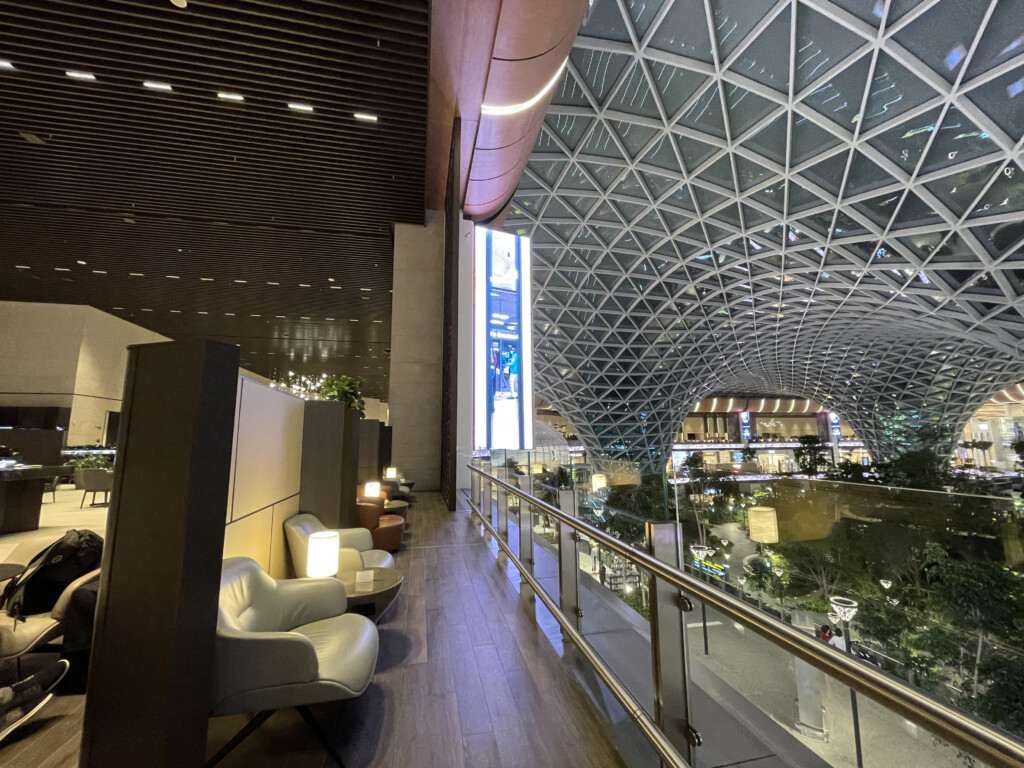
[316,375,366,414]
[71,453,112,488]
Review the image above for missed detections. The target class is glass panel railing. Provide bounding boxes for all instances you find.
[465,465,1024,768]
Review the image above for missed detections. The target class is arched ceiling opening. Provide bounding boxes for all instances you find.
[505,0,1024,470]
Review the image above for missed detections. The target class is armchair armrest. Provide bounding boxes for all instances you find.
[275,577,347,630]
[338,548,365,574]
[52,569,101,621]
[336,528,373,552]
[214,627,319,710]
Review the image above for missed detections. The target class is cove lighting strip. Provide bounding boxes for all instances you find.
[480,58,568,117]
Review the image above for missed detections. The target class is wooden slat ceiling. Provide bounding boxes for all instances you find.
[0,0,430,399]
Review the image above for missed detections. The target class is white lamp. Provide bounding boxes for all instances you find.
[591,473,607,491]
[306,531,340,578]
[384,467,398,479]
[364,481,381,498]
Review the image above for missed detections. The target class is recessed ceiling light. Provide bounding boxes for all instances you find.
[373,320,383,323]
[326,317,335,320]
[66,70,96,81]
[76,260,86,265]
[19,132,44,145]
[15,265,30,269]
[197,311,208,315]
[92,270,107,274]
[200,277,214,281]
[300,316,311,320]
[349,319,359,322]
[299,283,311,287]
[287,102,313,113]
[166,275,180,279]
[276,315,285,319]
[267,281,279,286]
[141,308,153,312]
[217,92,244,102]
[234,279,247,283]
[225,312,235,316]
[143,81,173,91]
[113,306,123,310]
[123,217,136,223]
[330,285,341,290]
[170,0,188,7]
[360,287,372,291]
[170,309,182,313]
[251,314,261,317]
[327,277,335,282]
[55,267,70,272]
[0,60,14,70]
[129,272,144,276]
[354,113,378,122]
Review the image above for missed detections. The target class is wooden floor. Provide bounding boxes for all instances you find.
[1,492,628,768]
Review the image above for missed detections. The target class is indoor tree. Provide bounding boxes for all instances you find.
[793,435,831,474]
[315,374,366,413]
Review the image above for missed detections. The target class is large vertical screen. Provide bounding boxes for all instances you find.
[474,227,533,450]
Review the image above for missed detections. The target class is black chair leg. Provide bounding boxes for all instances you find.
[80,491,87,509]
[205,710,275,768]
[296,705,346,767]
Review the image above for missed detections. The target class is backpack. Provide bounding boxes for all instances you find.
[0,529,103,620]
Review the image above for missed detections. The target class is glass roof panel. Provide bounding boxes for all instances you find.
[892,0,990,84]
[579,0,633,43]
[610,64,663,119]
[794,5,867,92]
[728,5,792,94]
[966,70,1024,142]
[965,2,1024,79]
[919,106,1000,174]
[678,84,728,138]
[710,0,779,59]
[724,84,779,135]
[858,52,936,131]
[923,162,1001,217]
[625,0,669,38]
[569,48,633,103]
[648,0,715,62]
[744,113,788,164]
[649,59,707,115]
[802,53,872,129]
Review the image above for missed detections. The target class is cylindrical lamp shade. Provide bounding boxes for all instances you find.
[591,473,607,491]
[364,481,381,498]
[747,506,779,544]
[307,531,340,578]
[384,467,398,479]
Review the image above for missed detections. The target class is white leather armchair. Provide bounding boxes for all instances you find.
[284,513,395,576]
[207,557,379,767]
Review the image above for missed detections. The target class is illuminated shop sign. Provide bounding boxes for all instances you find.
[828,412,842,440]
[740,411,751,441]
[473,227,534,450]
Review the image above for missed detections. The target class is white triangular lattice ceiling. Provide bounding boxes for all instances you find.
[505,0,1024,470]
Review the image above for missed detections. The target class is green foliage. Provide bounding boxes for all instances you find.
[315,375,366,413]
[835,458,868,482]
[70,453,111,469]
[877,448,952,491]
[505,457,523,475]
[740,445,757,462]
[1010,438,1024,468]
[605,473,666,520]
[617,587,651,621]
[793,435,831,474]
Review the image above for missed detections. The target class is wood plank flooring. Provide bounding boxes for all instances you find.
[1,492,628,768]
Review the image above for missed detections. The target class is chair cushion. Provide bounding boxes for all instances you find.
[292,613,379,697]
[361,550,395,569]
[0,615,61,659]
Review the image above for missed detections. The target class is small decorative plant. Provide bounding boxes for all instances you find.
[70,454,111,469]
[316,375,366,414]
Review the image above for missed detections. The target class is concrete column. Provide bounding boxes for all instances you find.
[390,211,444,490]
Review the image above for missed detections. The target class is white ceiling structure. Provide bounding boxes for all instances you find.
[505,0,1024,471]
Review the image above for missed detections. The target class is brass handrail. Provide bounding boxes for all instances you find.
[469,464,1024,768]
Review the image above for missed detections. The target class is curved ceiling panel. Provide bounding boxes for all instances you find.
[506,0,1024,468]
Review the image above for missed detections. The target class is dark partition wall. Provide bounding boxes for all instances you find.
[80,339,239,768]
[440,118,460,510]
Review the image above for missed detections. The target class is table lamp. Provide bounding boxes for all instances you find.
[364,481,381,498]
[384,467,398,479]
[591,473,607,491]
[306,531,340,578]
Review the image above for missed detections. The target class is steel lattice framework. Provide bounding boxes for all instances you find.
[504,0,1024,470]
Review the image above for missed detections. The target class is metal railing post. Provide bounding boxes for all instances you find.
[559,490,582,633]
[480,476,492,538]
[648,521,697,764]
[470,472,480,516]
[497,485,508,541]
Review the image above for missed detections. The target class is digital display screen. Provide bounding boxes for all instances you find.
[474,227,533,450]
